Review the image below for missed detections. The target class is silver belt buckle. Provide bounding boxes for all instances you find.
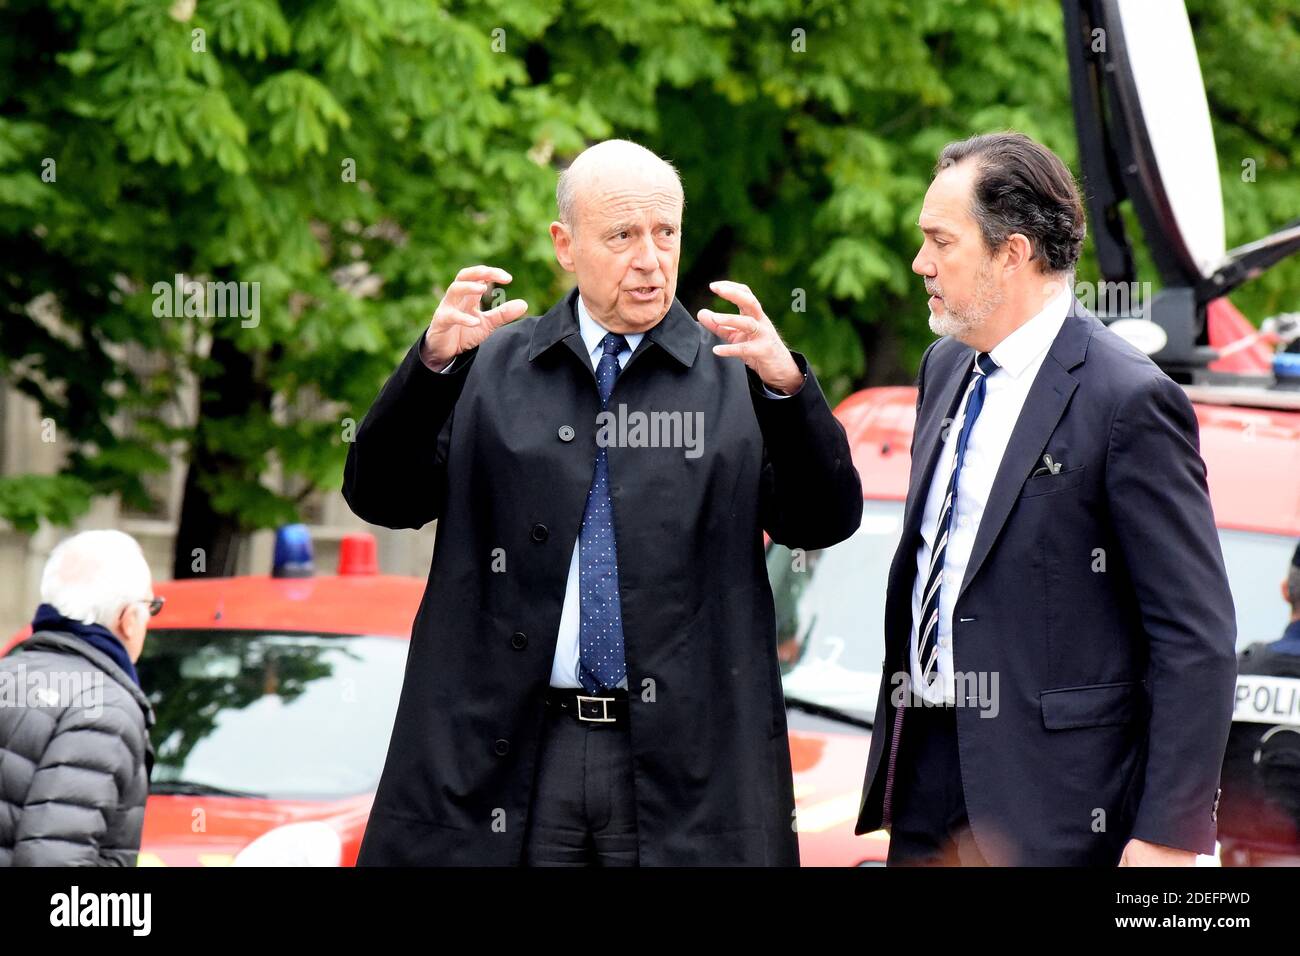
[576,694,616,723]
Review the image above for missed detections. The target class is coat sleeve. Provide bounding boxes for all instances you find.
[749,350,863,551]
[13,703,138,867]
[1105,372,1238,855]
[342,332,478,530]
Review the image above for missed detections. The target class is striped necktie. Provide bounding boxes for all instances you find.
[915,351,999,690]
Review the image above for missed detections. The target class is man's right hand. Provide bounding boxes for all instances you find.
[419,265,529,370]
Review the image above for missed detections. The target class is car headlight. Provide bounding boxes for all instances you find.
[232,821,343,867]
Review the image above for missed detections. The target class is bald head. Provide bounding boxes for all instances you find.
[550,139,685,335]
[556,140,684,233]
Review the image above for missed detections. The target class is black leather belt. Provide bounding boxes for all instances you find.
[544,687,630,725]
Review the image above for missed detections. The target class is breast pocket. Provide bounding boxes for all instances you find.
[1019,463,1086,499]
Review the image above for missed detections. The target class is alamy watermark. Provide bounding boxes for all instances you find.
[595,404,704,460]
[50,886,150,936]
[1071,279,1154,316]
[890,669,1000,718]
[152,274,260,327]
[0,665,104,718]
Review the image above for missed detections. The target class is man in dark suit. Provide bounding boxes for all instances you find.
[854,131,1237,866]
[344,139,862,865]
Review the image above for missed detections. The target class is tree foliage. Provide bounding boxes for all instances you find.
[0,0,1295,556]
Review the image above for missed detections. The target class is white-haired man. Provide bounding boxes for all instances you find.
[0,529,159,866]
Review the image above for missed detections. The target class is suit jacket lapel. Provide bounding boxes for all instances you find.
[955,299,1095,604]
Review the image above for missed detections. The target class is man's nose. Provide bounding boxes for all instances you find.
[912,247,934,277]
[631,233,659,272]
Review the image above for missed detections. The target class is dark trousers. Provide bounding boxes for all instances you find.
[522,700,639,866]
[886,702,988,867]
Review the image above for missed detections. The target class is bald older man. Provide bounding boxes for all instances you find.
[344,139,862,866]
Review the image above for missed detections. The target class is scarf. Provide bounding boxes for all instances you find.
[30,602,141,687]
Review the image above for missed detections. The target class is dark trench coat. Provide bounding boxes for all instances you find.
[343,288,863,865]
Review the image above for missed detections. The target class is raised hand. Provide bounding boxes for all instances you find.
[420,265,529,369]
[697,280,803,394]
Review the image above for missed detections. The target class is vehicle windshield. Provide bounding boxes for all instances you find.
[769,501,901,726]
[768,500,1297,727]
[136,630,406,800]
[1219,528,1297,650]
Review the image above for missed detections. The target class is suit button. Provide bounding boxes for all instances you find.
[558,425,575,442]
[511,631,528,650]
[493,738,510,756]
[530,523,548,542]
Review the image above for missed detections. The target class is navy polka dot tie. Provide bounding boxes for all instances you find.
[578,332,628,693]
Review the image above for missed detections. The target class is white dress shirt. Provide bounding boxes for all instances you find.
[908,285,1072,704]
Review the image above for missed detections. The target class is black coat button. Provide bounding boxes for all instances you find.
[530,523,548,542]
[558,425,574,442]
[493,738,510,756]
[510,631,528,650]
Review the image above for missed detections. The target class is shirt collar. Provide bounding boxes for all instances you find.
[988,282,1073,379]
[577,294,644,359]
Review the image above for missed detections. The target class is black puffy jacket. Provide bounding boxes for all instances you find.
[0,630,154,866]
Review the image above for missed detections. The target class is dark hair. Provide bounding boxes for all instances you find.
[935,132,1086,274]
[1289,541,1300,611]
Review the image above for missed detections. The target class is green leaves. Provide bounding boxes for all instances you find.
[0,476,95,535]
[252,71,350,161]
[205,0,292,60]
[1,0,1296,548]
[812,237,896,302]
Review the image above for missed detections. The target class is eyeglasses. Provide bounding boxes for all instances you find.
[134,597,165,617]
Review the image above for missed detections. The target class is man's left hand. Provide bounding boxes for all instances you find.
[697,280,803,394]
[1119,838,1196,866]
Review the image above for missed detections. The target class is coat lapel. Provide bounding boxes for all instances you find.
[955,299,1095,603]
[526,288,700,378]
[528,288,594,381]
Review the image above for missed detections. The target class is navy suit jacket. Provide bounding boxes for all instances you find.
[854,297,1238,865]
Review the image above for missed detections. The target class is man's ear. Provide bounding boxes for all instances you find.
[115,604,132,642]
[1284,578,1292,605]
[550,221,576,273]
[118,603,144,642]
[1001,232,1034,276]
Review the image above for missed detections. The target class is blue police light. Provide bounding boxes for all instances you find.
[272,524,315,578]
[1275,352,1300,389]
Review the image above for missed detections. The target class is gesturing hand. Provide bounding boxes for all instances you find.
[696,280,803,394]
[420,265,529,370]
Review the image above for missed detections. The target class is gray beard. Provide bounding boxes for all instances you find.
[927,269,1004,341]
